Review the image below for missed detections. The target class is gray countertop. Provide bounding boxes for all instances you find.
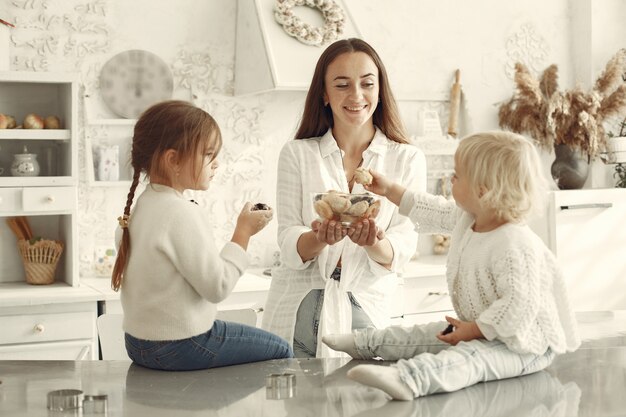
[1,334,626,417]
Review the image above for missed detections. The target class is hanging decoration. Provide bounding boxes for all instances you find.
[273,0,345,47]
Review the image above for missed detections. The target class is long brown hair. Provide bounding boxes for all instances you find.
[295,38,408,144]
[111,100,222,291]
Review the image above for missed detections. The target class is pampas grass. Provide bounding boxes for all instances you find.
[499,48,626,159]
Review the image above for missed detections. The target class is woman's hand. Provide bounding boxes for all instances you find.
[347,218,385,247]
[436,316,484,345]
[311,219,347,245]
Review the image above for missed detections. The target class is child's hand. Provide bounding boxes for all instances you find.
[311,219,347,245]
[363,169,392,196]
[364,170,406,207]
[236,202,273,237]
[347,218,385,247]
[436,316,484,345]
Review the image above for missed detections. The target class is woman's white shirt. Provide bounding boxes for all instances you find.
[262,128,426,357]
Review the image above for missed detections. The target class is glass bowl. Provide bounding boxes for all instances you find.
[312,191,381,226]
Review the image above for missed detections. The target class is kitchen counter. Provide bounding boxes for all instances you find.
[0,282,101,308]
[1,334,625,417]
[81,267,272,302]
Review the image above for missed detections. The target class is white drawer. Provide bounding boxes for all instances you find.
[403,275,453,315]
[22,187,75,212]
[0,188,22,212]
[0,311,94,345]
[0,339,94,360]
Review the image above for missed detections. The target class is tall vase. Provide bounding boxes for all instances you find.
[550,144,589,190]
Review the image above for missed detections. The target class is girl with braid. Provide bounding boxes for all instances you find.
[111,100,293,371]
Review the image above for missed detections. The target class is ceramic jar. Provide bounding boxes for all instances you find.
[11,151,40,177]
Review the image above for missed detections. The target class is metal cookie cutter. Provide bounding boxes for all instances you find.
[265,372,296,400]
[47,389,84,411]
[47,390,108,414]
[83,394,108,414]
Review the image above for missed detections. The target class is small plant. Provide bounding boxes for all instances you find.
[615,163,626,188]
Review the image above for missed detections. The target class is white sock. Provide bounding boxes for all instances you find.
[347,364,414,401]
[322,333,359,358]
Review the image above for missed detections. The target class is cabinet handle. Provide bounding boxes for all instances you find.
[428,291,449,296]
[34,323,45,333]
[560,203,612,210]
[45,195,55,203]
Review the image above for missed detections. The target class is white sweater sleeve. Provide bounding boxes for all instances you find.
[398,190,460,235]
[475,247,542,344]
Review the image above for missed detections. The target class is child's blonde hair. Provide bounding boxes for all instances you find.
[111,100,222,291]
[455,131,547,223]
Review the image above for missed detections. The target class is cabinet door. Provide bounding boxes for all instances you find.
[550,189,626,311]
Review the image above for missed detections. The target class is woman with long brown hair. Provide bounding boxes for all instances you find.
[262,39,427,357]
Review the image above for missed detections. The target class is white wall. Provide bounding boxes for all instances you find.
[2,0,623,274]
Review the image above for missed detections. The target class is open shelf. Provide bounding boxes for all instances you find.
[0,130,71,140]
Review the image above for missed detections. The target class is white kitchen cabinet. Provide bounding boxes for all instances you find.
[0,71,79,287]
[531,188,626,311]
[0,72,100,360]
[391,255,453,326]
[235,0,361,95]
[0,300,98,360]
[83,269,273,330]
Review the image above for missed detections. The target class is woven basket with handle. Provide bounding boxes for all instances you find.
[17,239,64,285]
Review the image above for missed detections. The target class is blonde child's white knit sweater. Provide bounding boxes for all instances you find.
[399,191,580,355]
[120,184,249,341]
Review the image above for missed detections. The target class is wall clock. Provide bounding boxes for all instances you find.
[99,49,174,119]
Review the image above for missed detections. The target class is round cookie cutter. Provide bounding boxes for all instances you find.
[265,373,296,400]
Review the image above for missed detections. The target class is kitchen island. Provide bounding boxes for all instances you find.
[1,315,625,417]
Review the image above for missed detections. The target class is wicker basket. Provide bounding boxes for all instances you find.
[17,239,64,285]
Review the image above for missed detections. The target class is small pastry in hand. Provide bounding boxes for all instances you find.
[353,167,373,186]
[364,200,381,218]
[252,203,270,211]
[323,192,351,213]
[346,200,369,216]
[314,199,334,220]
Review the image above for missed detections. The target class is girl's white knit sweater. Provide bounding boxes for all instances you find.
[399,191,580,355]
[120,184,249,341]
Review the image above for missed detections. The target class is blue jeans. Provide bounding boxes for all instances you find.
[353,321,556,397]
[125,320,293,371]
[293,289,374,358]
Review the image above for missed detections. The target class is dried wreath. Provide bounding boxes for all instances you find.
[274,0,345,47]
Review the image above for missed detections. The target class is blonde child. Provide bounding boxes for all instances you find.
[111,100,293,371]
[323,131,580,399]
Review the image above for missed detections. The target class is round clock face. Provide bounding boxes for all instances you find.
[99,50,174,119]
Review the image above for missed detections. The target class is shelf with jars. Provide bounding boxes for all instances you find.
[0,71,79,288]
